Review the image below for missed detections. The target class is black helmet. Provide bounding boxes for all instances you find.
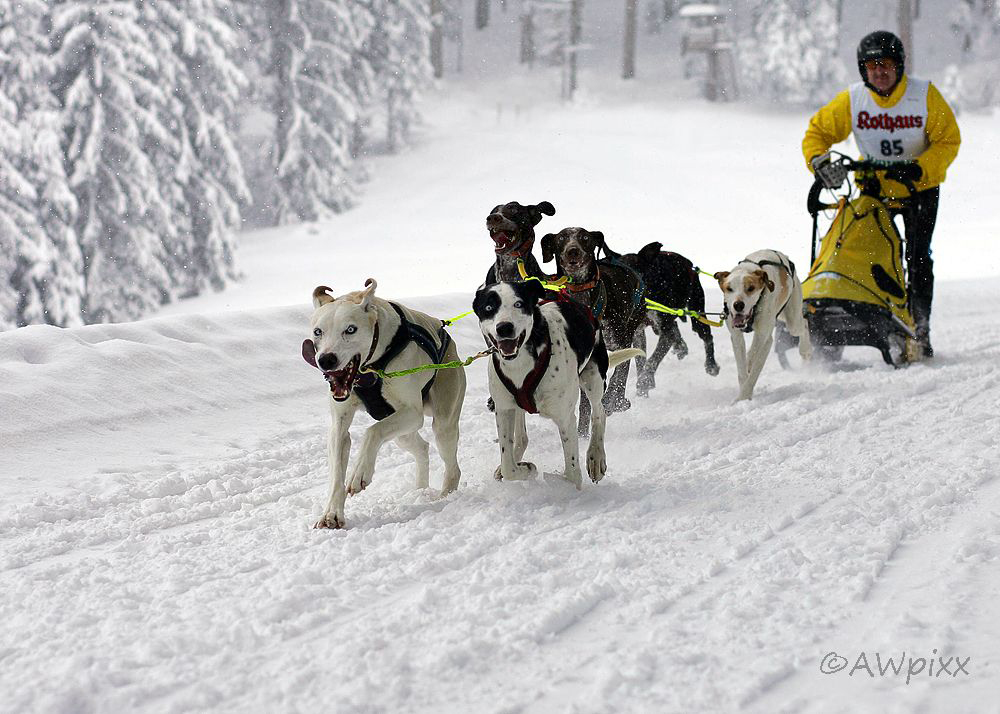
[857,31,905,86]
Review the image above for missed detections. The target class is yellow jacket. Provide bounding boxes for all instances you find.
[802,76,961,198]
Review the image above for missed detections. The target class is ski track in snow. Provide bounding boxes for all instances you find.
[2,282,999,713]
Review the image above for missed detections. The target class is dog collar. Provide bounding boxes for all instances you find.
[565,266,600,293]
[361,321,380,369]
[503,237,535,259]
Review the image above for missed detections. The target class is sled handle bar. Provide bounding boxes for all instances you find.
[808,155,917,216]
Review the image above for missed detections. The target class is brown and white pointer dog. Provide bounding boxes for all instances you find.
[541,227,645,418]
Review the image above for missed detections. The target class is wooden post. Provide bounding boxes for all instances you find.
[568,0,582,97]
[476,0,490,30]
[520,5,535,66]
[431,0,444,78]
[623,0,637,79]
[897,0,914,72]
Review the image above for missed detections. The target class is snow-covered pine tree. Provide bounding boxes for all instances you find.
[942,0,1000,110]
[431,0,463,77]
[737,0,845,105]
[48,1,174,323]
[0,0,83,329]
[362,0,433,153]
[263,0,364,223]
[135,0,248,298]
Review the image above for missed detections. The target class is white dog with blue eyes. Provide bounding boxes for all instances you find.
[714,250,812,401]
[473,280,642,488]
[302,279,466,529]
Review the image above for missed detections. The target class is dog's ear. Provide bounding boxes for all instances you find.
[713,271,730,286]
[755,270,775,293]
[588,231,607,256]
[302,339,318,367]
[523,278,546,304]
[541,233,557,263]
[527,201,555,227]
[312,285,334,308]
[360,278,377,310]
[638,242,663,262]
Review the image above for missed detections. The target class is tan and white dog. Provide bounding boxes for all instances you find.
[714,250,812,401]
[302,280,466,528]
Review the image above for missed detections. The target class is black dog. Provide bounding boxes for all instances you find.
[541,227,645,417]
[619,242,720,396]
[485,201,555,285]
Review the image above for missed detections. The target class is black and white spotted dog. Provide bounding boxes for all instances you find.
[473,280,642,488]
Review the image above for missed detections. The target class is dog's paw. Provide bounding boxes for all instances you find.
[636,374,654,397]
[587,446,607,483]
[673,340,689,360]
[506,462,537,481]
[347,461,374,495]
[604,396,632,414]
[314,512,345,529]
[705,361,721,377]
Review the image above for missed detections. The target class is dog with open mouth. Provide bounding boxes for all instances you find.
[302,279,466,528]
[540,227,646,417]
[714,249,812,401]
[484,201,555,285]
[474,280,643,488]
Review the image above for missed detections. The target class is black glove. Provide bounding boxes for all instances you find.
[811,153,846,190]
[884,162,922,184]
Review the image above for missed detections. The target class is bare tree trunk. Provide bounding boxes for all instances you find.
[897,0,914,72]
[476,0,490,30]
[623,0,637,79]
[431,0,444,78]
[568,0,582,97]
[520,7,535,66]
[387,88,398,153]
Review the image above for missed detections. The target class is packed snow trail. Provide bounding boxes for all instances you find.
[1,281,998,713]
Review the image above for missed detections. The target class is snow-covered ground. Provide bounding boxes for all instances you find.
[4,52,1000,714]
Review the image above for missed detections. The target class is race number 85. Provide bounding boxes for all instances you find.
[881,139,903,156]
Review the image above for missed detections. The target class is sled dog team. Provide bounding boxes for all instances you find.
[303,201,811,529]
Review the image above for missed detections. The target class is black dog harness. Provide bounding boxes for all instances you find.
[354,303,452,421]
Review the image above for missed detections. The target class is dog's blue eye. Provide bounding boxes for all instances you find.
[484,305,494,313]
[345,325,357,335]
[313,328,322,337]
[513,301,523,308]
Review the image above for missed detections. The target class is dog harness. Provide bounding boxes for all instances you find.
[354,303,452,421]
[491,325,552,415]
[565,257,646,322]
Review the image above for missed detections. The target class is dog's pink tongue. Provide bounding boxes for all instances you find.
[732,314,747,328]
[498,339,518,355]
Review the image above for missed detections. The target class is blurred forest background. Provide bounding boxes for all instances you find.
[1,0,997,329]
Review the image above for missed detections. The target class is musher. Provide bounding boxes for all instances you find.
[802,30,961,358]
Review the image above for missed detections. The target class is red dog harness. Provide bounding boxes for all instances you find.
[492,324,552,415]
